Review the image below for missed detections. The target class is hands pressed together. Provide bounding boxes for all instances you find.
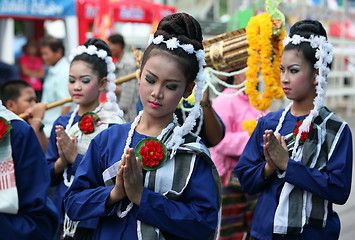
[53,126,78,175]
[262,130,289,179]
[107,148,144,207]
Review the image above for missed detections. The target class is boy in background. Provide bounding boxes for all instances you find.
[0,80,48,151]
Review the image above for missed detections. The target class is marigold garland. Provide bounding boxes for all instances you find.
[245,12,285,111]
[242,119,257,136]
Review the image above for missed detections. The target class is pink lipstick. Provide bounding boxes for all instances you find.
[149,101,162,108]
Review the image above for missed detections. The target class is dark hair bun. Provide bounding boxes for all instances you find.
[290,19,327,39]
[155,13,203,50]
[83,38,112,57]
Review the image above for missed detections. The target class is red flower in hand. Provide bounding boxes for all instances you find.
[78,112,99,134]
[293,120,313,143]
[0,117,12,141]
[139,140,165,167]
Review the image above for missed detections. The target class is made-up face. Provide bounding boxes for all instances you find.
[280,49,317,104]
[6,87,36,115]
[138,53,194,121]
[68,60,106,110]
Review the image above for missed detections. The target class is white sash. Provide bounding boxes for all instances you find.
[0,109,23,214]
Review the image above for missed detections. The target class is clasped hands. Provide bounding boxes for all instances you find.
[262,130,289,179]
[108,148,144,207]
[56,125,78,165]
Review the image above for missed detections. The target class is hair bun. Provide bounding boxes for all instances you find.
[83,38,112,56]
[290,19,327,39]
[155,13,203,50]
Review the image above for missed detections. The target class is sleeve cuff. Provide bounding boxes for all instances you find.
[136,188,164,219]
[104,185,120,216]
[284,159,299,182]
[69,154,83,173]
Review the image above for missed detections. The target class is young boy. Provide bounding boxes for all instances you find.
[0,80,48,151]
[0,100,59,239]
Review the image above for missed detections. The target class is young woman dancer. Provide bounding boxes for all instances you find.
[64,13,222,240]
[235,19,353,240]
[46,38,125,239]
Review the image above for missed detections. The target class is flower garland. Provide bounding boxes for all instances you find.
[245,12,285,111]
[242,112,266,136]
[242,119,257,136]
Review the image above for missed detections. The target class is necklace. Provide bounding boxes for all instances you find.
[117,110,178,218]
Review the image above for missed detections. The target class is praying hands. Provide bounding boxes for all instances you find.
[107,148,144,207]
[262,130,289,178]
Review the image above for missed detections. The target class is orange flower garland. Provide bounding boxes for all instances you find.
[245,12,285,111]
[242,119,257,136]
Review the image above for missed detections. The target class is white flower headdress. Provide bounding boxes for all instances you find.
[275,34,333,159]
[65,45,124,133]
[148,34,207,157]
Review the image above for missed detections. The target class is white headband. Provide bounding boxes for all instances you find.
[275,34,333,158]
[148,34,207,157]
[68,45,123,117]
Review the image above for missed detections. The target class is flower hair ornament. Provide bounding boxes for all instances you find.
[275,34,333,161]
[148,34,207,157]
[68,44,123,118]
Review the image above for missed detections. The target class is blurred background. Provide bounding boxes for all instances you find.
[0,0,354,63]
[2,0,354,115]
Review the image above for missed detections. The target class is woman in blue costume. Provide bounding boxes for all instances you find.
[64,13,222,240]
[235,19,353,240]
[46,38,125,239]
[0,100,58,239]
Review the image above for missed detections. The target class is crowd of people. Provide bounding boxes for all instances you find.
[0,11,353,240]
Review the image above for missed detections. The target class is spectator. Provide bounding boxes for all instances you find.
[107,33,139,122]
[40,36,73,137]
[18,39,45,101]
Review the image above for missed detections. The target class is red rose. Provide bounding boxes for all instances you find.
[293,120,313,143]
[79,114,95,134]
[139,140,165,167]
[0,117,10,141]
